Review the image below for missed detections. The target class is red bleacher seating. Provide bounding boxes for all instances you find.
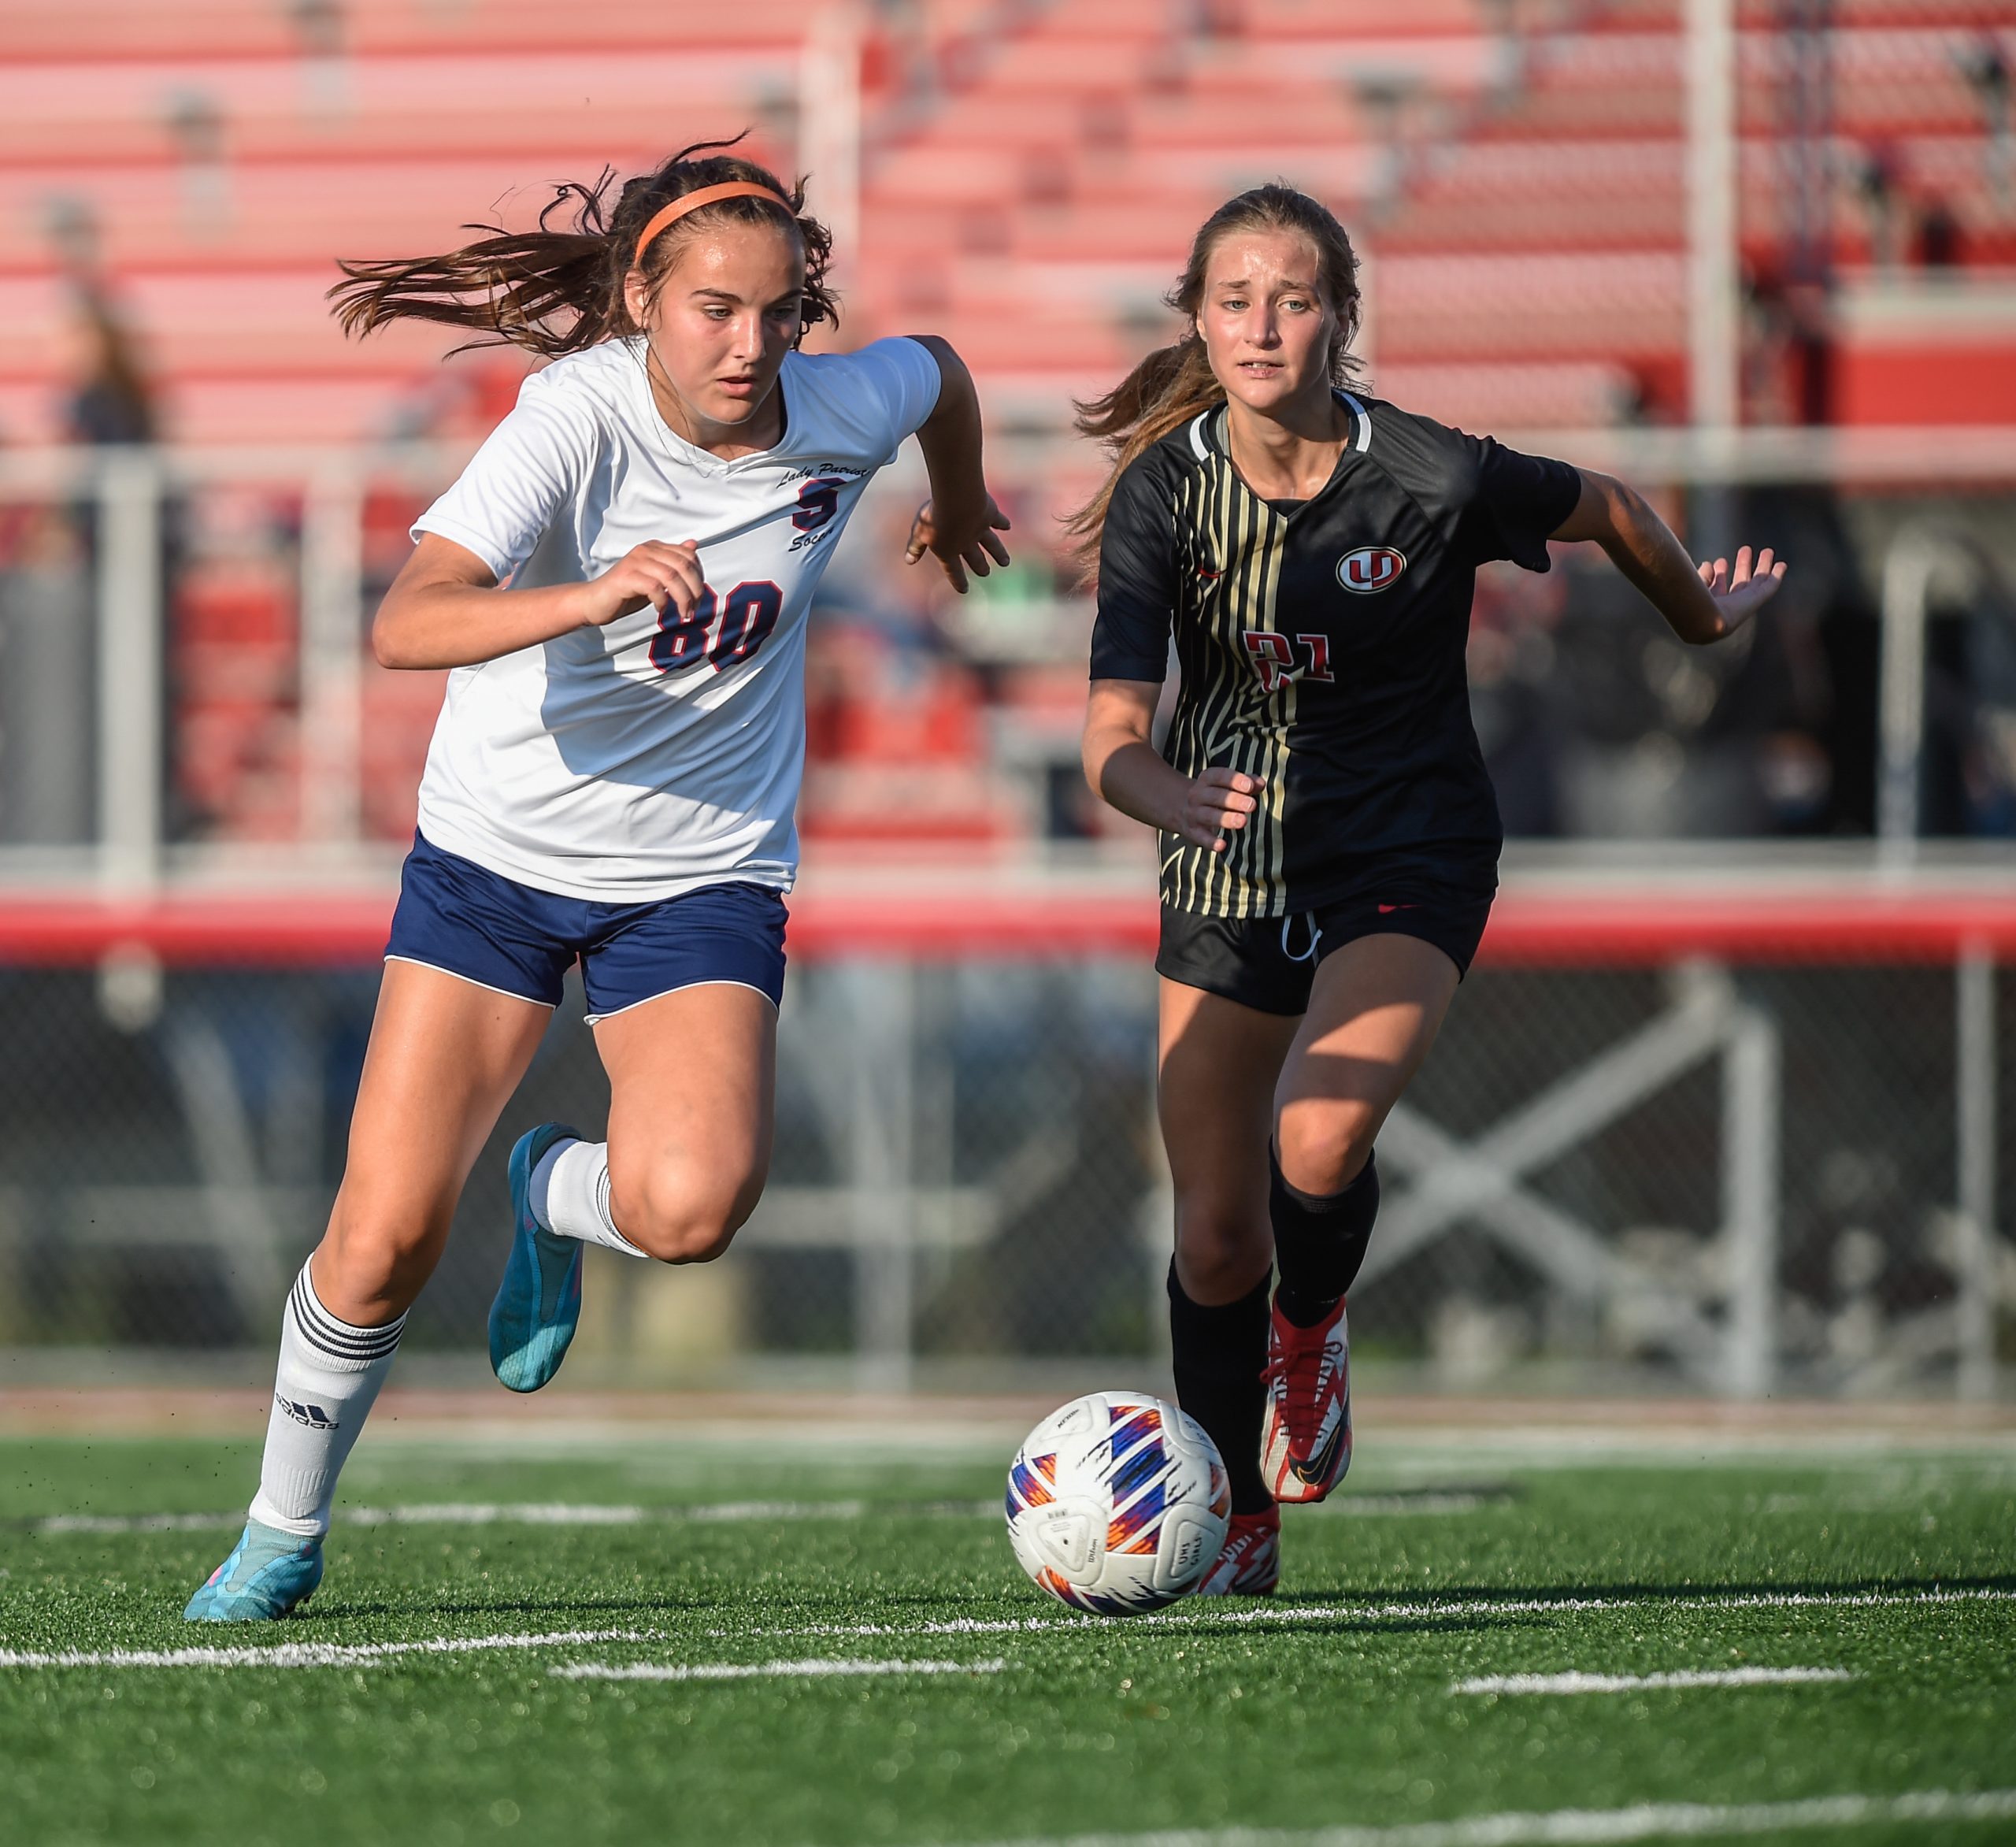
[2,0,2008,844]
[6,1,2004,444]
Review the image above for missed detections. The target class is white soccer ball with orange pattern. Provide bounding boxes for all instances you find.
[1004,1390,1231,1616]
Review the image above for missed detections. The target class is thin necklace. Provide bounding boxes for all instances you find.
[636,336,780,473]
[635,337,721,477]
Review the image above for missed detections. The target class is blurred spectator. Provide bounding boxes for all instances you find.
[1957,37,2011,210]
[1922,556,2016,840]
[865,0,936,109]
[1853,143,1908,271]
[61,290,156,447]
[1469,559,1568,836]
[1917,197,1962,271]
[2,198,158,843]
[291,0,350,113]
[1744,262,1833,431]
[1518,484,1850,841]
[0,286,159,845]
[166,87,230,236]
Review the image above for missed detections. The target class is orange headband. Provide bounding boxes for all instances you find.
[632,182,792,266]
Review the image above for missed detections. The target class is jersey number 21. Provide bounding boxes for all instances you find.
[1243,629,1335,694]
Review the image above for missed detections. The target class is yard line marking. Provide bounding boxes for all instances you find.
[28,1500,994,1536]
[551,1656,1010,1683]
[1452,1667,1858,1695]
[709,1616,1095,1639]
[942,1786,2016,1847]
[32,1512,246,1534]
[1321,1493,1492,1515]
[1143,1585,2016,1629]
[27,1490,1502,1537]
[0,1628,656,1671]
[755,1583,2016,1639]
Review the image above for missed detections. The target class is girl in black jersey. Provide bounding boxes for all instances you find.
[1073,186,1786,1594]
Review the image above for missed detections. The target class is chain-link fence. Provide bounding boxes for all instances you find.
[1,441,2011,1399]
[1,929,2007,1396]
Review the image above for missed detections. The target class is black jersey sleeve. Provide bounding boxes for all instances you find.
[1459,436,1584,573]
[1088,454,1180,681]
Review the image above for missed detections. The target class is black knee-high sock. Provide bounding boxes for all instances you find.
[1270,1146,1380,1328]
[1167,1262,1273,1515]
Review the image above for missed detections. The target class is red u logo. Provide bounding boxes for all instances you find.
[1337,546,1405,592]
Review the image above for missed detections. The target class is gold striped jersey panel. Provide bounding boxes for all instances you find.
[1160,447,1296,921]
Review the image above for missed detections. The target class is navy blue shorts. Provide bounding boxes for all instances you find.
[385,833,788,1020]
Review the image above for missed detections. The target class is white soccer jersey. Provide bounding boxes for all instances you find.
[408,333,942,901]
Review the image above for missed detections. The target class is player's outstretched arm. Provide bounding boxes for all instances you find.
[902,335,1011,595]
[372,533,707,669]
[1082,678,1262,853]
[1550,468,1787,646]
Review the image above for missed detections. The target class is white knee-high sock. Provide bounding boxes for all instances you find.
[530,1139,650,1259]
[247,1263,406,1540]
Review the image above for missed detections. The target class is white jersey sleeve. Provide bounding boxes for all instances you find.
[410,369,599,583]
[798,335,943,465]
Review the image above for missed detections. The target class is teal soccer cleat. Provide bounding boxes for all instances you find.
[183,1520,324,1623]
[488,1122,586,1393]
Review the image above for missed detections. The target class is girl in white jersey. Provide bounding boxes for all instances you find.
[186,141,1010,1623]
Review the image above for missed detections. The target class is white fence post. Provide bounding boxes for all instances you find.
[95,452,163,892]
[851,960,916,1391]
[1723,1000,1781,1398]
[1955,948,1999,1401]
[299,469,364,846]
[1877,533,1938,866]
[1684,0,1739,560]
[799,4,861,284]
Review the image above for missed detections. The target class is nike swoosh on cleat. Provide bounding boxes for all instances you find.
[1289,1416,1347,1488]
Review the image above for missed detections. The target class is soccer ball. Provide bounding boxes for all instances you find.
[1005,1390,1231,1616]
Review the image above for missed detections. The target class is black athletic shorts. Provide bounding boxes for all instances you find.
[1155,859,1497,1017]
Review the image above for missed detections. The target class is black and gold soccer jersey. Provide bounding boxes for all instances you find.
[1089,393,1581,918]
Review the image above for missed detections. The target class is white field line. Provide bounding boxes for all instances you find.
[1321,1494,1492,1515]
[942,1788,2016,1847]
[551,1656,1009,1683]
[746,1582,2016,1639]
[1452,1667,1858,1696]
[0,1628,657,1671]
[29,1494,1499,1537]
[28,1500,984,1535]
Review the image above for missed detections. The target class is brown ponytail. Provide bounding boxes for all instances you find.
[1064,184,1366,573]
[327,135,838,358]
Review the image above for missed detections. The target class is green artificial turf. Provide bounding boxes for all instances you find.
[2,1426,2013,1846]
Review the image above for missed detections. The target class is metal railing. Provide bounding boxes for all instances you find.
[6,426,2016,890]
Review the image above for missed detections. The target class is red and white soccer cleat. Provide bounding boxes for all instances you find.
[1192,1505,1280,1597]
[1260,1294,1353,1503]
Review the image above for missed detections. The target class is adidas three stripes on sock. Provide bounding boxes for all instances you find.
[247,1263,405,1541]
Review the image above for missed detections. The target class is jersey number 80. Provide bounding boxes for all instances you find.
[650,580,784,675]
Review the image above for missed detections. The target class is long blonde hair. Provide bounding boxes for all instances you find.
[1064,184,1365,572]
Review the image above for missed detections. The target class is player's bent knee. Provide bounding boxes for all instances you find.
[610,1161,764,1266]
[1172,1200,1273,1300]
[1273,1099,1379,1196]
[314,1208,441,1319]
